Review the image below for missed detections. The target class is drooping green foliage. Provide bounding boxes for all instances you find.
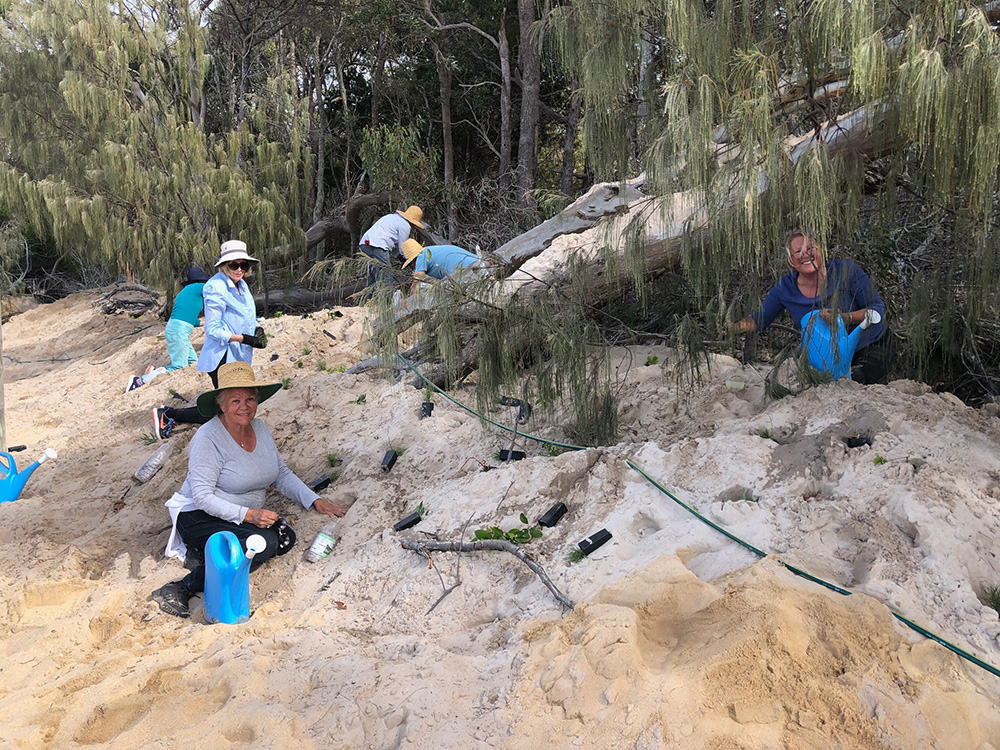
[544,0,1000,399]
[0,0,311,288]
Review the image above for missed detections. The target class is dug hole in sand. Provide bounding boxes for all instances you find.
[0,291,999,749]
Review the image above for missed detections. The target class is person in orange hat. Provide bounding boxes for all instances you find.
[358,205,428,288]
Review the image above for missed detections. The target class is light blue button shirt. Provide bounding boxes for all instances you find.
[360,213,412,259]
[196,272,257,372]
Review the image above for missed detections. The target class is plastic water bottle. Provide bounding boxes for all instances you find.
[305,521,338,562]
[135,441,171,483]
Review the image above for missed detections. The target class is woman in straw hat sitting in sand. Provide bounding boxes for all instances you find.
[151,361,346,618]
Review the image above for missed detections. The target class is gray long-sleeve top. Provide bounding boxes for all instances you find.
[177,416,319,524]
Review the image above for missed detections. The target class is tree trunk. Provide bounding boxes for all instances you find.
[560,88,581,197]
[515,0,542,208]
[437,51,457,240]
[498,20,513,190]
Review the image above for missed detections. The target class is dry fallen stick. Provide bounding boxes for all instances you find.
[400,539,575,610]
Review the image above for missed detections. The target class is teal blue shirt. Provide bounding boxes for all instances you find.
[170,282,205,326]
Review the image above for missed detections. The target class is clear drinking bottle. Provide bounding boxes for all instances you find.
[305,520,338,562]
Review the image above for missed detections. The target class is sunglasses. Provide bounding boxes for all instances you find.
[227,261,251,272]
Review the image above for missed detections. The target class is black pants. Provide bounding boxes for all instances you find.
[359,244,395,288]
[163,353,228,425]
[851,332,896,385]
[175,509,295,592]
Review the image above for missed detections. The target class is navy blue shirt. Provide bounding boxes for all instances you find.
[750,258,886,349]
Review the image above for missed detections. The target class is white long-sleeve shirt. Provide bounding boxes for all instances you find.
[359,213,412,258]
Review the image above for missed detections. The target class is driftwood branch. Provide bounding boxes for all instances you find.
[400,539,575,610]
[93,284,162,316]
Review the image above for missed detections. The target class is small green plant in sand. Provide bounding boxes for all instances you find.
[333,364,347,373]
[872,456,887,465]
[354,393,367,404]
[416,502,427,517]
[326,452,341,468]
[474,513,542,545]
[141,432,157,445]
[273,310,283,318]
[296,360,304,368]
[567,548,587,564]
[541,443,567,457]
[317,360,328,371]
[281,377,292,390]
[386,444,406,456]
[301,346,311,356]
[981,585,1000,614]
[645,355,659,366]
[492,451,501,461]
[754,427,774,441]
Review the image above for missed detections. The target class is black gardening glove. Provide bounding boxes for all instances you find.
[242,330,266,349]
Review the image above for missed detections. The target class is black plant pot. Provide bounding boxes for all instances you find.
[309,474,332,492]
[420,402,434,419]
[578,529,612,556]
[498,449,525,462]
[393,512,422,531]
[381,450,398,472]
[538,502,568,528]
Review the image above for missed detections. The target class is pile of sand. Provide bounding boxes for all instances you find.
[0,291,998,749]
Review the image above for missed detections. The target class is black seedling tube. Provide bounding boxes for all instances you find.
[393,512,422,531]
[420,402,434,419]
[538,502,567,528]
[309,474,331,492]
[381,450,398,471]
[7,445,25,452]
[578,529,612,556]
[499,449,525,462]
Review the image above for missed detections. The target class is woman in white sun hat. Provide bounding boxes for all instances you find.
[152,240,267,439]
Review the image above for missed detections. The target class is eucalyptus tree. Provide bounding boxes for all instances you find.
[0,0,311,287]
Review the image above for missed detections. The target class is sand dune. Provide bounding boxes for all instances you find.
[0,292,998,748]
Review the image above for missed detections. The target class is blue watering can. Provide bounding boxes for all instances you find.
[0,447,57,504]
[204,531,266,624]
[801,309,881,381]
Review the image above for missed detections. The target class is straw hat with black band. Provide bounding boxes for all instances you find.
[214,240,260,268]
[396,205,428,229]
[196,361,282,417]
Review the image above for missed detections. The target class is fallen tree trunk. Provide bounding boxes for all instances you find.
[260,282,367,313]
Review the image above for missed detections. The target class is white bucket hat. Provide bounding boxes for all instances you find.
[214,239,259,267]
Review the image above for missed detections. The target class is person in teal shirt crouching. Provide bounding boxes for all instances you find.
[127,267,209,392]
[401,239,485,294]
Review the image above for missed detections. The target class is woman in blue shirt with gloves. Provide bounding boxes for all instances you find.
[734,230,894,384]
[153,240,267,438]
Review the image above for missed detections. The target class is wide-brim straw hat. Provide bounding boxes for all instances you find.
[402,238,424,268]
[214,239,260,267]
[396,205,428,229]
[196,361,282,417]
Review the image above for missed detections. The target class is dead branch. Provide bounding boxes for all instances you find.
[93,285,162,316]
[400,538,575,610]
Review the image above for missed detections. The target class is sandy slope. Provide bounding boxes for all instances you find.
[0,291,998,749]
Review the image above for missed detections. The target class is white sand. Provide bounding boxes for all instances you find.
[0,292,999,749]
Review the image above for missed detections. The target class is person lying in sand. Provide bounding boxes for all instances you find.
[151,361,346,618]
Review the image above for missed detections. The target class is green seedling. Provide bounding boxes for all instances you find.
[296,360,304,368]
[567,548,587,564]
[981,585,1000,614]
[541,444,566,457]
[754,427,774,440]
[281,377,292,390]
[273,310,283,318]
[416,501,427,517]
[301,346,311,356]
[354,393,366,404]
[387,444,405,456]
[645,355,659,366]
[326,452,341,468]
[474,512,543,545]
[492,451,501,461]
[873,456,887,465]
[317,360,328,371]
[141,432,158,445]
[333,364,347,373]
